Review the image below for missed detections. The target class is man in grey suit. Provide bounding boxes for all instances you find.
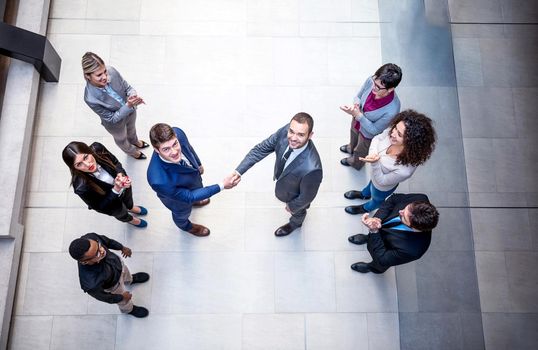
[234,112,323,236]
[82,52,148,159]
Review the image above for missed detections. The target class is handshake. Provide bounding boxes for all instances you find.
[222,171,242,190]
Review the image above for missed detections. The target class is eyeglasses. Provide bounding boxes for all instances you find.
[80,241,103,265]
[373,81,387,91]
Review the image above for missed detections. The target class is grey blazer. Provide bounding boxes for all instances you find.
[83,66,136,127]
[236,124,323,213]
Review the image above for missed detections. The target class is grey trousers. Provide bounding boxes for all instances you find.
[344,117,372,171]
[104,262,134,313]
[103,111,140,156]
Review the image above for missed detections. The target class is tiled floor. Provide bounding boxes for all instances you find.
[8,0,538,349]
[10,0,400,349]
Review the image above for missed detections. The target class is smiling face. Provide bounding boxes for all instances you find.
[399,204,413,227]
[79,240,107,265]
[390,121,406,147]
[73,153,97,173]
[86,64,108,88]
[156,137,182,163]
[287,120,312,149]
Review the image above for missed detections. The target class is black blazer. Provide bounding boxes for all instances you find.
[72,142,129,215]
[367,193,433,269]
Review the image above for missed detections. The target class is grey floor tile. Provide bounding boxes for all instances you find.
[275,252,336,312]
[528,209,538,250]
[459,87,517,138]
[399,312,467,350]
[367,313,400,350]
[475,252,512,312]
[243,313,304,350]
[469,192,528,207]
[492,138,530,193]
[9,316,53,350]
[448,0,503,23]
[22,253,88,315]
[471,208,531,251]
[453,38,484,86]
[482,313,538,350]
[244,208,305,252]
[430,207,473,251]
[408,139,468,193]
[335,251,398,312]
[304,207,367,251]
[513,88,538,139]
[150,252,274,314]
[505,252,538,312]
[50,315,117,350]
[305,313,368,350]
[395,262,419,312]
[463,138,497,193]
[116,314,242,350]
[63,208,126,252]
[23,208,66,253]
[415,251,481,312]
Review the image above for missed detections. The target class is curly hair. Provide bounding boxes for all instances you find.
[390,109,436,167]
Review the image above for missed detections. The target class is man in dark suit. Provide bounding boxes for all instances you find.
[147,123,237,236]
[348,193,439,273]
[234,112,323,236]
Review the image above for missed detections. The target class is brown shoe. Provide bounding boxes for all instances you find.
[187,223,210,237]
[193,198,210,207]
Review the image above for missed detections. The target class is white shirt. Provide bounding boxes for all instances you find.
[91,165,124,195]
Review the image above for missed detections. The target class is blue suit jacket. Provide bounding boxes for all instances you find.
[147,127,220,213]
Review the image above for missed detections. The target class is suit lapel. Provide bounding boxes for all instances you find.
[279,142,310,179]
[87,83,122,108]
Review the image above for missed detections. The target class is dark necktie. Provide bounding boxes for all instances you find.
[179,159,190,168]
[275,148,293,179]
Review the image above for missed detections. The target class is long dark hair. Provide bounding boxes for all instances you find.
[62,141,116,195]
[389,109,436,167]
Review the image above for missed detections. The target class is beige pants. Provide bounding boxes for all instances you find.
[104,262,133,313]
[103,111,139,156]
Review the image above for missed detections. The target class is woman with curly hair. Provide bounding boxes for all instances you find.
[343,109,436,214]
[62,141,148,227]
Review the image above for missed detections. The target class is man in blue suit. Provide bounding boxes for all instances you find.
[147,123,237,236]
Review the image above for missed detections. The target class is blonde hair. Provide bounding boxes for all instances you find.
[81,52,105,78]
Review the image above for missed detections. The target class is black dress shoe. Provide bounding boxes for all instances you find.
[131,272,150,285]
[340,158,351,166]
[133,152,147,160]
[339,145,351,154]
[136,140,150,149]
[345,205,367,215]
[274,223,299,237]
[129,305,149,318]
[351,262,371,273]
[344,190,371,200]
[348,234,368,245]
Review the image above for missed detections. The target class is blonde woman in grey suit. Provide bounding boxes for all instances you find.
[82,52,149,159]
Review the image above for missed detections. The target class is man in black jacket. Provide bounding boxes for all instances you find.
[68,233,150,317]
[348,193,439,273]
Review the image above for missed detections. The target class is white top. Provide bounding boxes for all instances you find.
[368,128,416,191]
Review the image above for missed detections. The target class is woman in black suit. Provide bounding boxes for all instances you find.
[62,141,148,227]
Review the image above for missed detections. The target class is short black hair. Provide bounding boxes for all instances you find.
[69,238,91,260]
[374,63,402,89]
[409,201,439,231]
